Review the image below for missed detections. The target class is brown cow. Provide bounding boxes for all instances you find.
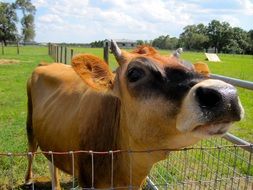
[25,41,244,189]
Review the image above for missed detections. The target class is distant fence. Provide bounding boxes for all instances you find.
[48,42,110,64]
[1,42,20,55]
[48,43,74,64]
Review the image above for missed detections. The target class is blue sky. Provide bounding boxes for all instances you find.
[2,0,253,43]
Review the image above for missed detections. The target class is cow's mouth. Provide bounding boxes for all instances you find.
[193,122,232,136]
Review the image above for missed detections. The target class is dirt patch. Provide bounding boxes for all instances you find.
[0,59,20,65]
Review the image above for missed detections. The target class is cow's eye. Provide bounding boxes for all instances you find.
[127,68,145,82]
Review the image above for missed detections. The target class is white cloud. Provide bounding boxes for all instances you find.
[220,16,240,26]
[237,0,253,15]
[33,0,49,8]
[38,14,64,23]
[33,0,253,42]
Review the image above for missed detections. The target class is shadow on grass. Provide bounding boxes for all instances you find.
[14,176,75,190]
[18,182,74,190]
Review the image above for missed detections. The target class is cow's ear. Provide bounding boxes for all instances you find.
[72,54,114,92]
[193,62,210,77]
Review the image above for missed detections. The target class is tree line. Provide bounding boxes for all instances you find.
[147,20,253,54]
[0,0,36,46]
[90,20,253,54]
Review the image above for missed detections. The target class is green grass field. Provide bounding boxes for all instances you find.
[0,46,252,188]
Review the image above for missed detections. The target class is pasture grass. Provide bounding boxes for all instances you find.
[0,46,53,153]
[0,46,54,188]
[0,46,252,188]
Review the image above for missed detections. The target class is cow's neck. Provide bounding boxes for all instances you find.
[78,93,166,188]
[114,109,168,187]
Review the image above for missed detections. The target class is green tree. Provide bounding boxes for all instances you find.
[152,35,179,49]
[179,24,209,51]
[207,20,232,53]
[223,27,249,54]
[15,0,36,42]
[249,30,253,40]
[21,14,35,42]
[223,39,242,54]
[0,2,18,46]
[162,35,170,49]
[167,37,179,50]
[144,40,152,45]
[15,0,36,14]
[90,40,103,48]
[152,35,166,49]
[136,40,144,45]
[247,30,253,54]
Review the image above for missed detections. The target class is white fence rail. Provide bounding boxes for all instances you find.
[210,74,253,90]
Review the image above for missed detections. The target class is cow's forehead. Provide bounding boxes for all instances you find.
[116,46,195,74]
[127,53,193,72]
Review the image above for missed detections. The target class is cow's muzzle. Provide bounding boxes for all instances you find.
[195,84,242,122]
[176,79,244,137]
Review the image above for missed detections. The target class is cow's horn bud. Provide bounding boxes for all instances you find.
[172,47,183,58]
[110,40,122,58]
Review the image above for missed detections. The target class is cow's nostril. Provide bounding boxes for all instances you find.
[195,87,222,108]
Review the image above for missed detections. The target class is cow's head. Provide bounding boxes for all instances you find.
[72,40,244,149]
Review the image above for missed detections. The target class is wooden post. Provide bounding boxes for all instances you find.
[103,41,109,64]
[53,44,56,61]
[54,45,56,60]
[48,43,51,56]
[60,46,63,63]
[51,44,54,58]
[56,46,59,62]
[64,46,67,64]
[54,45,56,61]
[50,44,52,56]
[55,45,57,62]
[70,49,74,61]
[17,42,19,55]
[1,42,4,55]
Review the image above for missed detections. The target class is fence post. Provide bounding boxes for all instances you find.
[64,46,67,64]
[2,42,4,55]
[48,43,51,56]
[70,49,74,61]
[54,45,56,61]
[52,45,54,60]
[50,43,52,56]
[60,46,63,63]
[56,45,59,62]
[103,40,109,64]
[17,42,19,55]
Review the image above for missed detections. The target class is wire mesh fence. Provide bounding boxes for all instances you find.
[148,137,253,190]
[0,136,252,190]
